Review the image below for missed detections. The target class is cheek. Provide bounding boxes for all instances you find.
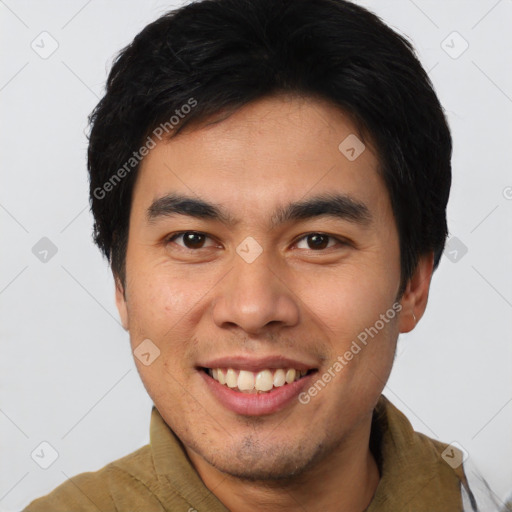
[125,276,198,399]
[124,264,219,372]
[125,272,190,344]
[299,262,398,339]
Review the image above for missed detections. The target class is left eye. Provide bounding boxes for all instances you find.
[166,232,217,250]
[295,233,340,250]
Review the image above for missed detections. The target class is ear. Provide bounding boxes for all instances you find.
[115,277,129,331]
[398,251,435,333]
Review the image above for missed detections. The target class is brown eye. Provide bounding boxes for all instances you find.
[183,232,206,249]
[296,233,339,250]
[167,232,214,249]
[306,234,330,249]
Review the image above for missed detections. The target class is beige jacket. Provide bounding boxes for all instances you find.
[23,395,479,511]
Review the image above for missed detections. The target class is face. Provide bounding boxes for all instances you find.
[116,95,419,481]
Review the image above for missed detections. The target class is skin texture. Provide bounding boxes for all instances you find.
[115,94,434,512]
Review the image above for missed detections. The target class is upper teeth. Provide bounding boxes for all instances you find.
[208,368,308,393]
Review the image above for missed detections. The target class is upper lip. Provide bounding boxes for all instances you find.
[199,355,318,372]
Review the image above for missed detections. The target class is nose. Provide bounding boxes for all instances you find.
[211,251,300,335]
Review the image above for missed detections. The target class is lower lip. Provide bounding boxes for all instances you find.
[200,370,315,416]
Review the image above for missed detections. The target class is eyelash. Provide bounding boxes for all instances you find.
[164,231,348,251]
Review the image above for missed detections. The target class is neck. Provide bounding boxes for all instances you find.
[187,415,380,512]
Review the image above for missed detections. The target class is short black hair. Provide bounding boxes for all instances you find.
[88,0,451,297]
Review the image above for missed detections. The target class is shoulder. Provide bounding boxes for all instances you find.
[369,395,474,511]
[23,445,163,512]
[377,395,465,476]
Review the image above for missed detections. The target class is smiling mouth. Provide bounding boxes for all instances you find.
[201,367,317,393]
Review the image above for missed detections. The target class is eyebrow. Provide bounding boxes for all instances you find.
[147,193,238,226]
[146,192,372,229]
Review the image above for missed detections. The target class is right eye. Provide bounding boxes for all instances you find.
[165,231,219,250]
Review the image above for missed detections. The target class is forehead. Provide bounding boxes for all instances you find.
[131,95,388,224]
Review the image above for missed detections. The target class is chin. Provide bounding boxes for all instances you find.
[195,435,327,482]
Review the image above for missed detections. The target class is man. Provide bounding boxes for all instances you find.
[23,0,488,510]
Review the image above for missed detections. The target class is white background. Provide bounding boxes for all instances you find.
[1,1,511,510]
